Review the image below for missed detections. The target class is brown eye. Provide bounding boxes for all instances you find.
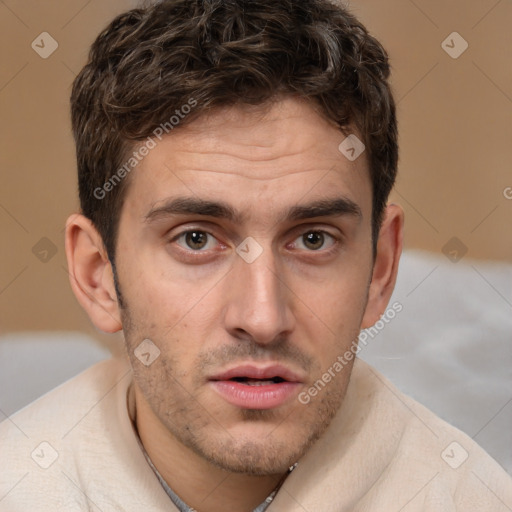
[171,228,225,262]
[302,231,325,250]
[290,230,336,252]
[184,231,209,250]
[173,230,216,251]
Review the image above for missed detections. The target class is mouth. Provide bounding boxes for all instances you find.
[228,376,287,386]
[208,364,303,410]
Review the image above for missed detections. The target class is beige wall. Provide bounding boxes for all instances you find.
[1,0,511,335]
[353,0,512,263]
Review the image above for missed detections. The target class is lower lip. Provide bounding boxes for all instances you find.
[209,380,300,409]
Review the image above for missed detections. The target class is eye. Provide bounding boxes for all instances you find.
[293,231,336,251]
[174,230,219,251]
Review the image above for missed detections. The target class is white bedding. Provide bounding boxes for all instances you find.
[359,249,512,473]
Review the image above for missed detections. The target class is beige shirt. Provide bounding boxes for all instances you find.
[1,357,511,511]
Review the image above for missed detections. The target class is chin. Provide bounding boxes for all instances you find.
[202,438,303,476]
[188,414,326,476]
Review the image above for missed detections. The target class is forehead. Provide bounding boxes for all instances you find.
[122,97,371,222]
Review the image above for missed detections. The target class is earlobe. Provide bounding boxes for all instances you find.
[65,213,122,333]
[361,204,404,329]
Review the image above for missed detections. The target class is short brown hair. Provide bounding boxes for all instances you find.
[71,0,397,262]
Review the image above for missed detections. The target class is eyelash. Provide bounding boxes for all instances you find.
[169,228,340,255]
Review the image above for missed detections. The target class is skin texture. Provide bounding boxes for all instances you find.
[65,97,403,512]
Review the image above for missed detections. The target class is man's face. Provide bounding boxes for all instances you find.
[114,97,375,475]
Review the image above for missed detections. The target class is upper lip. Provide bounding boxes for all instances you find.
[209,364,304,383]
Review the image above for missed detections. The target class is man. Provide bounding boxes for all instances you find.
[1,0,511,510]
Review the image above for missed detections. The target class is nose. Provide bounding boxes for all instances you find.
[222,245,295,346]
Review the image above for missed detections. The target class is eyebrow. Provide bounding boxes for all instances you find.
[144,197,242,224]
[287,198,362,221]
[143,196,362,224]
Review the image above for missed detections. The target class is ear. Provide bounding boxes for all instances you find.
[64,213,122,333]
[361,203,404,329]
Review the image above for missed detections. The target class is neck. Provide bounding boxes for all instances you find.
[134,388,286,512]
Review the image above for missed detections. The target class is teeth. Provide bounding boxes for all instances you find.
[243,380,276,386]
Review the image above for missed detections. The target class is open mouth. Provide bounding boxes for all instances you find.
[208,364,303,409]
[229,376,287,386]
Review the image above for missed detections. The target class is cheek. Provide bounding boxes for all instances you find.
[121,276,224,369]
[292,271,370,359]
[296,259,370,314]
[129,244,229,315]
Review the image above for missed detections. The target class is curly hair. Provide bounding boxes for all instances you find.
[71,0,397,262]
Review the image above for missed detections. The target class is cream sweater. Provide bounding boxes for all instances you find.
[1,357,511,511]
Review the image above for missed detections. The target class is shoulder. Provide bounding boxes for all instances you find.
[274,358,512,512]
[0,358,170,511]
[354,358,512,510]
[1,357,131,442]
